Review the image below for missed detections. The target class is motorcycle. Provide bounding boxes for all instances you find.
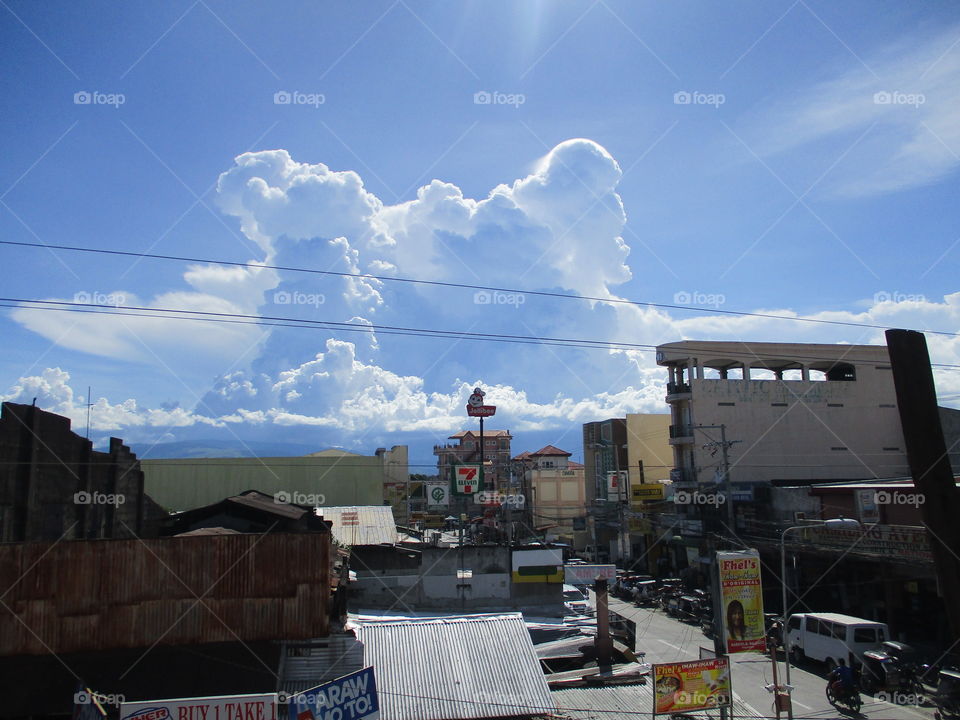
[826,681,863,713]
[932,669,960,720]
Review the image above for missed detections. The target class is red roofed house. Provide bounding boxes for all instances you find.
[515,445,586,547]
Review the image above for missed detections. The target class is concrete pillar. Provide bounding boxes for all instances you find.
[801,366,809,381]
[743,363,751,380]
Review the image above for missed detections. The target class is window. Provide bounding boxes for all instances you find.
[854,628,876,643]
[827,403,844,407]
[771,402,788,407]
[819,620,835,637]
[806,617,820,633]
[718,402,735,406]
[788,616,801,630]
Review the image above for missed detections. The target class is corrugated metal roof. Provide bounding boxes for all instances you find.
[356,613,554,720]
[551,686,653,720]
[278,635,366,693]
[320,506,398,546]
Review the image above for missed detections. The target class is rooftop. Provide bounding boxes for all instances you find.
[319,505,398,546]
[355,613,554,720]
[530,445,572,457]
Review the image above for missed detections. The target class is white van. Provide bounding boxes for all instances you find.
[786,612,888,669]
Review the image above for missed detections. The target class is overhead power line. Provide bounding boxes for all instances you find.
[5,298,960,370]
[2,239,958,337]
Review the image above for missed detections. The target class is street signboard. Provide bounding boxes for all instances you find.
[285,667,379,720]
[121,694,278,720]
[425,481,450,508]
[653,658,731,715]
[631,483,665,503]
[466,386,496,417]
[563,563,616,585]
[454,465,481,494]
[717,550,766,653]
[606,470,629,498]
[466,405,496,417]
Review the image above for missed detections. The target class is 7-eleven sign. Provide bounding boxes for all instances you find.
[454,465,482,494]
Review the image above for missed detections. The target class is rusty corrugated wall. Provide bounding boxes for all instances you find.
[0,532,330,656]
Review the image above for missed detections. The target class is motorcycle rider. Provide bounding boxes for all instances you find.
[828,658,856,697]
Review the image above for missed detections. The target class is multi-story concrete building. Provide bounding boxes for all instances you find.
[655,340,914,489]
[582,419,629,504]
[625,413,672,487]
[434,429,512,489]
[517,445,585,545]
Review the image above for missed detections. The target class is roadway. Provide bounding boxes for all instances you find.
[605,595,935,720]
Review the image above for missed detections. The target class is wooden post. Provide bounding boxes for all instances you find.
[885,329,960,643]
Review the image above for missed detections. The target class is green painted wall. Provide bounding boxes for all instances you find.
[142,456,384,511]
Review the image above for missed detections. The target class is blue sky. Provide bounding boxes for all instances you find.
[2,1,959,464]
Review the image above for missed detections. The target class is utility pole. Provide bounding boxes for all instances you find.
[886,329,960,642]
[697,425,739,539]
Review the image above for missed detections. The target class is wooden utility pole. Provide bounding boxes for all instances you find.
[885,329,960,642]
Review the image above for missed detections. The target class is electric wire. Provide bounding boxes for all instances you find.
[2,238,959,339]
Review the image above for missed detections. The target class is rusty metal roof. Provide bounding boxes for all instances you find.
[319,506,397,546]
[355,613,554,720]
[0,532,331,656]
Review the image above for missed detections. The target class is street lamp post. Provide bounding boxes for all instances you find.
[780,517,861,720]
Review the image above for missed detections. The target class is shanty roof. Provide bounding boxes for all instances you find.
[530,445,571,457]
[551,686,654,720]
[319,505,398,546]
[513,451,532,461]
[355,613,554,720]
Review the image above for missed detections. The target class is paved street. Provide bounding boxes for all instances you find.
[606,596,936,720]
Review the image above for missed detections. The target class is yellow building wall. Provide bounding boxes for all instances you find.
[626,413,672,487]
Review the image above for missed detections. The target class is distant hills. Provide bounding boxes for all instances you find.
[130,438,322,459]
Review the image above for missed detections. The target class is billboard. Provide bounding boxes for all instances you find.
[121,694,278,720]
[286,667,379,720]
[425,481,450,508]
[631,483,665,504]
[653,658,731,715]
[563,564,616,585]
[512,548,564,583]
[717,550,766,653]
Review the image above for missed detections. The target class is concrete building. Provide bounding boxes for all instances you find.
[655,340,914,489]
[434,429,513,489]
[0,401,165,542]
[582,419,629,504]
[625,413,672,486]
[141,445,406,512]
[519,445,586,545]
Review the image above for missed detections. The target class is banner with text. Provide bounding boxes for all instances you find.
[653,658,731,715]
[718,550,766,653]
[286,667,379,720]
[121,694,277,720]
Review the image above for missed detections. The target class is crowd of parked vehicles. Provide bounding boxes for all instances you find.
[606,567,960,718]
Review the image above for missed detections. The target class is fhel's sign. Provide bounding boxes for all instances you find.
[121,694,278,720]
[286,667,379,720]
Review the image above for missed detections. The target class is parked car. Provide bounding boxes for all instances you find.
[786,612,888,669]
